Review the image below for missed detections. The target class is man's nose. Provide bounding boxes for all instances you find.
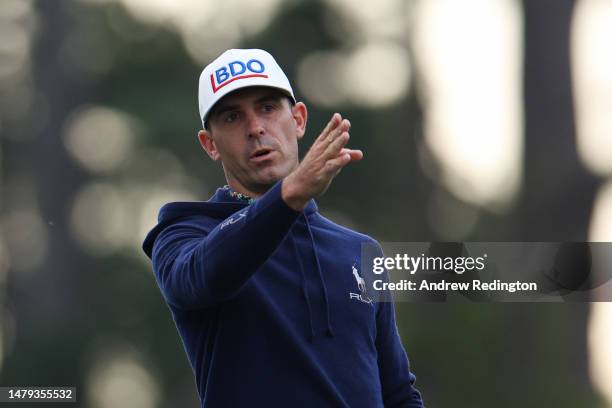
[245,111,265,138]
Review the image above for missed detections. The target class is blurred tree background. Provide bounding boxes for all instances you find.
[1,0,612,407]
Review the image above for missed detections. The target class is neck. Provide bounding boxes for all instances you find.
[227,179,272,199]
[226,179,269,199]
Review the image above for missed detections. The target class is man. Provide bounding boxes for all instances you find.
[142,49,424,407]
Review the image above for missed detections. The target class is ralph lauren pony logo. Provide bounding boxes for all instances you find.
[210,59,268,93]
[350,263,373,305]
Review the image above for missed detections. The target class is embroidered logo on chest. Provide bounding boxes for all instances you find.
[349,263,373,305]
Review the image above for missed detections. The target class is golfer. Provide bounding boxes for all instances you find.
[143,48,424,408]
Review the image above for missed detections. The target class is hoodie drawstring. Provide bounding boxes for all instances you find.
[290,213,335,342]
[290,230,315,342]
[304,214,334,338]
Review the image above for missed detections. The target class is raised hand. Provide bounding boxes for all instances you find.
[282,113,363,211]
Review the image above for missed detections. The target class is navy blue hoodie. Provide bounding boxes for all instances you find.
[142,180,424,407]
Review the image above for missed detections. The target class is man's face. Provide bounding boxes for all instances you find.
[198,87,307,196]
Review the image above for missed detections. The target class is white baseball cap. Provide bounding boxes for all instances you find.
[198,49,296,128]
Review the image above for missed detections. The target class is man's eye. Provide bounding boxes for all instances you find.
[224,112,239,123]
[262,104,275,112]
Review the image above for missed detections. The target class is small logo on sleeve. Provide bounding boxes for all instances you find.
[220,211,247,230]
[210,59,268,93]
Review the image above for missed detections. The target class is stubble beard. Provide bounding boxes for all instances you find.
[224,154,298,197]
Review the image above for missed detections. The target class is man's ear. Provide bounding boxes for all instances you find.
[197,129,221,161]
[292,101,307,141]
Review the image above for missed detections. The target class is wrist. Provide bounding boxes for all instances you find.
[281,175,308,212]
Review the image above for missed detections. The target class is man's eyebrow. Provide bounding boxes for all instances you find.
[211,103,239,118]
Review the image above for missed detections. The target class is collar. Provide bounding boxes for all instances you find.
[210,183,319,215]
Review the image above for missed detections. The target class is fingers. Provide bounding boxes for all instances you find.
[323,149,364,174]
[304,118,346,164]
[315,114,349,148]
[284,113,363,205]
[324,151,352,174]
[324,131,350,157]
[304,112,361,173]
[323,117,351,155]
[316,113,341,143]
[340,148,364,161]
[324,118,350,145]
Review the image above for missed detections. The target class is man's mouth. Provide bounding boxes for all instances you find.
[250,148,275,161]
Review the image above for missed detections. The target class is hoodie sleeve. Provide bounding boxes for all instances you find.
[374,244,425,408]
[151,180,301,310]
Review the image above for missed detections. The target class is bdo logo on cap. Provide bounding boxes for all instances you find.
[210,59,267,93]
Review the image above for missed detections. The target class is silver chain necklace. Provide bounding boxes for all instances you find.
[222,185,255,204]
